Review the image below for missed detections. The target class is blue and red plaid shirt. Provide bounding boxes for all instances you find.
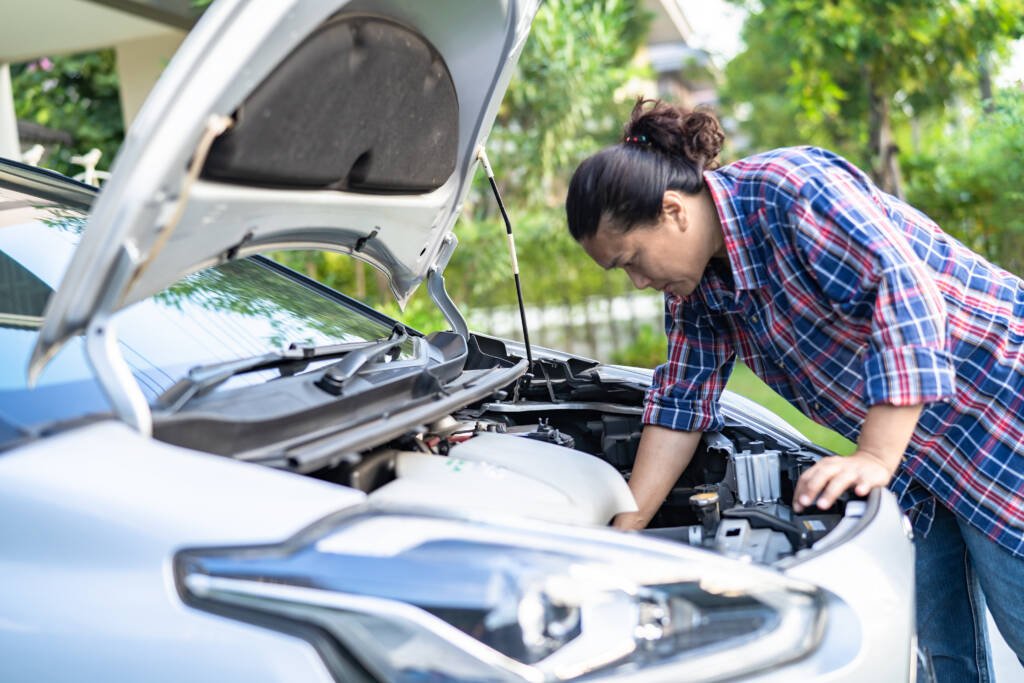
[643,146,1024,557]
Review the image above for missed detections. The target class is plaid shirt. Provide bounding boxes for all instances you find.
[643,146,1024,557]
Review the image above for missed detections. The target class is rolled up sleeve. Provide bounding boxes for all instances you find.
[789,171,955,406]
[643,295,735,431]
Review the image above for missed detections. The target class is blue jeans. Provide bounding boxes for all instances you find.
[915,502,1024,682]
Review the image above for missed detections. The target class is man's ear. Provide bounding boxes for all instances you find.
[662,190,688,233]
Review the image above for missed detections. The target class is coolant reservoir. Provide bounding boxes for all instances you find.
[368,433,638,525]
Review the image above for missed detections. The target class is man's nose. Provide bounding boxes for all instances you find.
[627,268,650,290]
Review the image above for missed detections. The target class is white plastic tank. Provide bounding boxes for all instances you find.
[369,433,638,525]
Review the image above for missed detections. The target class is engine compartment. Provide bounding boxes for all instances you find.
[153,331,863,568]
[311,399,861,566]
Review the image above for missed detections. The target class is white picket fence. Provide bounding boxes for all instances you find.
[465,292,664,361]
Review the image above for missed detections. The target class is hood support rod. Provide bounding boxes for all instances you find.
[477,147,533,370]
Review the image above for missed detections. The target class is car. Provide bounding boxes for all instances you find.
[0,1,924,681]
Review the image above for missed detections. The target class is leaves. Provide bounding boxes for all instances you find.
[904,88,1024,273]
[490,0,650,207]
[11,51,124,176]
[721,0,1024,173]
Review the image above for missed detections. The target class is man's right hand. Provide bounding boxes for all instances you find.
[612,510,650,531]
[615,425,703,530]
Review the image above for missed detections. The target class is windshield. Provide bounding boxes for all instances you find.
[0,184,404,443]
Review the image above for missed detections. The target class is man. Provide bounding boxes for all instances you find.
[565,98,1024,681]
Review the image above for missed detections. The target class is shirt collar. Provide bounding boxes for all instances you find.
[696,258,741,312]
[703,168,767,291]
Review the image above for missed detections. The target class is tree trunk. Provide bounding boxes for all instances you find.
[374,270,388,300]
[882,140,905,201]
[582,298,598,359]
[979,51,995,114]
[867,82,904,199]
[606,296,621,353]
[355,261,366,299]
[866,67,882,171]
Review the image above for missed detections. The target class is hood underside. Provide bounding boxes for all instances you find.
[30,0,538,381]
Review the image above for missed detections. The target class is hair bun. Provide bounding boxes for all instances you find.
[623,98,724,170]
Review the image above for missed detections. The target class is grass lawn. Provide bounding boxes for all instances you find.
[726,362,856,455]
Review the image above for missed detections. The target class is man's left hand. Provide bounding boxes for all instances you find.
[792,451,894,512]
[792,401,925,512]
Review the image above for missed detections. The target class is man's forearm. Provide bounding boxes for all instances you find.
[613,425,702,530]
[856,402,924,474]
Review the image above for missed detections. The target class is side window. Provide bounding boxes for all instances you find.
[0,251,50,320]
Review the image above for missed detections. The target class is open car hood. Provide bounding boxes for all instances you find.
[30,0,539,381]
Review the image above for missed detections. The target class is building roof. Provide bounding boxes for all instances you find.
[0,0,196,64]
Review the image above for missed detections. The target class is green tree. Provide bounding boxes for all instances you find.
[721,0,1024,194]
[463,0,650,309]
[489,0,649,207]
[905,87,1024,273]
[11,51,124,176]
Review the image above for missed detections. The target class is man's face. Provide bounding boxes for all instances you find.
[580,200,710,298]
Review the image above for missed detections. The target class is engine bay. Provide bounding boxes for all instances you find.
[152,331,863,568]
[312,397,861,567]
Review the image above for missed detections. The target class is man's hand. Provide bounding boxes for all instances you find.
[792,402,924,513]
[612,510,651,531]
[792,451,893,512]
[613,425,703,530]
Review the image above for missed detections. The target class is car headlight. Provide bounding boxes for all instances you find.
[176,508,825,682]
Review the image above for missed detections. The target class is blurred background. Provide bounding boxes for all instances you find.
[2,0,1023,453]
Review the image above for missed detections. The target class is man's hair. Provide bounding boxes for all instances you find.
[566,98,724,240]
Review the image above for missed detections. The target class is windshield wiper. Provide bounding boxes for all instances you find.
[157,324,409,412]
[314,325,411,395]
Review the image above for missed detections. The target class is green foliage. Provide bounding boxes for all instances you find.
[11,51,124,176]
[726,363,856,455]
[376,290,451,334]
[905,87,1024,273]
[445,0,652,319]
[491,0,650,206]
[721,0,1024,173]
[610,323,666,367]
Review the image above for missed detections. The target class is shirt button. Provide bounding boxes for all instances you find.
[751,315,759,323]
[813,402,821,411]
[776,360,785,368]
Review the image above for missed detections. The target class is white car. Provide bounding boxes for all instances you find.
[0,1,924,681]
